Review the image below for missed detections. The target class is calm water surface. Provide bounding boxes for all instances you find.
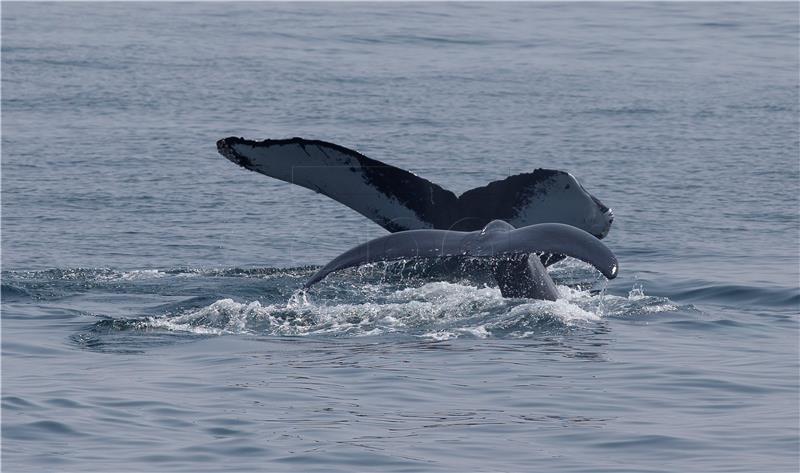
[2,3,799,472]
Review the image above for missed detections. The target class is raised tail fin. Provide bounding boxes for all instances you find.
[217,137,613,238]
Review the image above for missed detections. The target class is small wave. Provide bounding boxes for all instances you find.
[596,284,679,317]
[583,106,664,116]
[1,283,30,301]
[3,266,314,284]
[725,103,794,113]
[345,33,494,47]
[1,268,179,301]
[673,283,799,308]
[165,266,315,279]
[2,267,168,285]
[698,21,740,28]
[3,420,86,441]
[98,269,167,281]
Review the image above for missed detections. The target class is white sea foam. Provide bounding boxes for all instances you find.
[115,269,167,281]
[147,299,271,335]
[143,279,652,339]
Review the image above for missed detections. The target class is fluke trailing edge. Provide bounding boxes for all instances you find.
[216,137,614,238]
[305,220,618,300]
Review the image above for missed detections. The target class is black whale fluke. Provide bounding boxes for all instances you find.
[304,220,618,300]
[216,137,614,242]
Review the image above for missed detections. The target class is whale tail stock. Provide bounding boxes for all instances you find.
[492,254,560,300]
[216,137,614,239]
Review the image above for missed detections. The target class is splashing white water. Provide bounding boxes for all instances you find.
[139,279,680,340]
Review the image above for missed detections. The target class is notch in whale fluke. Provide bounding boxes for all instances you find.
[216,136,614,239]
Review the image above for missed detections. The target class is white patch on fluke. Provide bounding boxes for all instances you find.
[231,142,431,230]
[508,173,608,237]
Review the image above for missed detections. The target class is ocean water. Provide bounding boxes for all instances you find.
[2,2,798,472]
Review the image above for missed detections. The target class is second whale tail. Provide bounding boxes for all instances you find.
[217,137,614,238]
[303,220,618,300]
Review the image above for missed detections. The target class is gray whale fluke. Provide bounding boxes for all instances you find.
[216,137,614,239]
[304,220,618,300]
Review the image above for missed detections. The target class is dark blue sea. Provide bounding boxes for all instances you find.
[2,2,798,472]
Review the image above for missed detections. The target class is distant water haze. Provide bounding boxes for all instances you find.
[2,2,798,472]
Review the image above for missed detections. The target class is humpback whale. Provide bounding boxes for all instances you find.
[216,137,614,239]
[304,220,618,300]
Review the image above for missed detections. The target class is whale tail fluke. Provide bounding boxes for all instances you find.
[216,137,613,238]
[302,220,618,300]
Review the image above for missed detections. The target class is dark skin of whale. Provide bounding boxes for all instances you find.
[216,137,615,249]
[305,220,618,300]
